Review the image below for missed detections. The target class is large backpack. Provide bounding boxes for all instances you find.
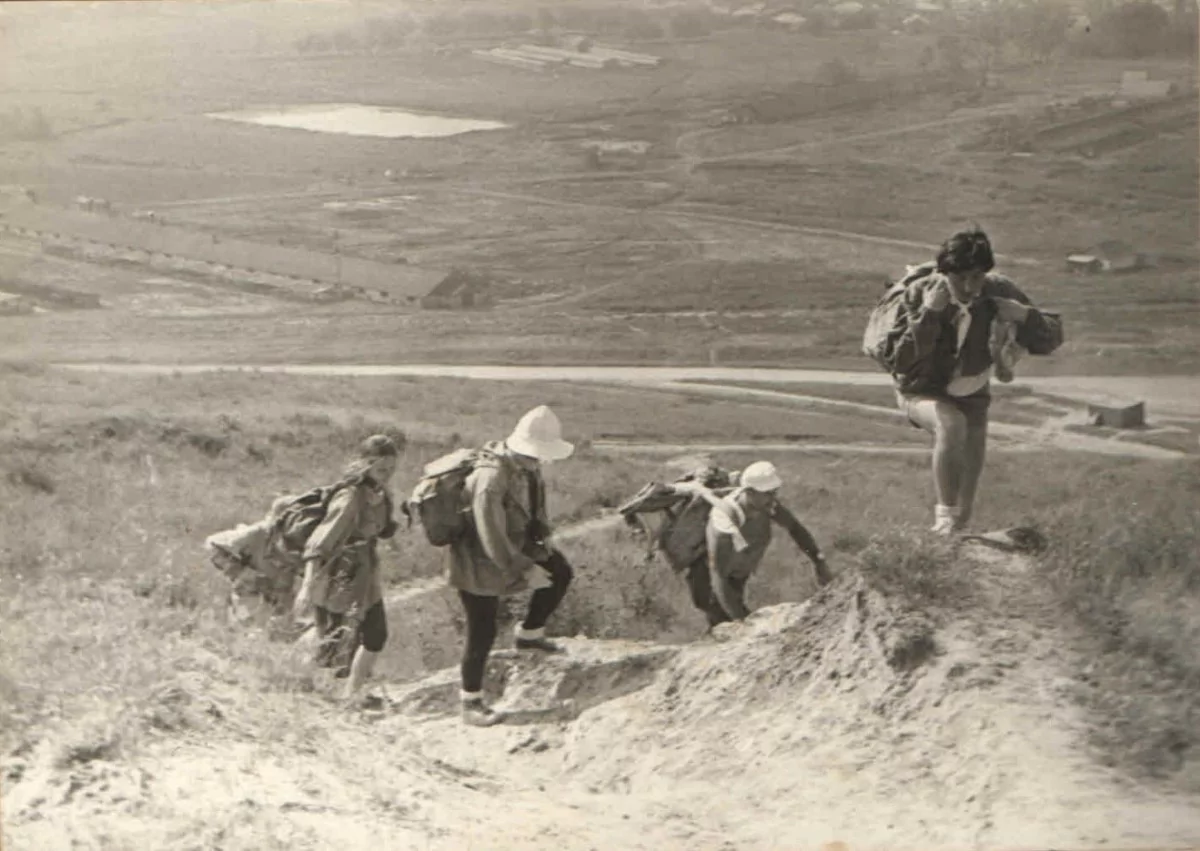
[861,263,933,374]
[404,448,481,547]
[617,467,738,571]
[271,477,360,555]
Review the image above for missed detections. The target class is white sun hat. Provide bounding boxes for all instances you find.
[505,405,575,462]
[740,461,783,493]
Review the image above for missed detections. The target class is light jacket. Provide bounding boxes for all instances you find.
[302,478,395,615]
[890,262,1063,398]
[445,441,552,597]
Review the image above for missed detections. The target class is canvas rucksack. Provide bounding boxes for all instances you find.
[617,468,739,571]
[404,448,481,547]
[861,263,935,374]
[270,477,361,555]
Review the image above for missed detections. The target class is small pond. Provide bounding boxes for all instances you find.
[207,104,509,138]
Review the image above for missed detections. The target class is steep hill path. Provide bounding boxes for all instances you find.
[7,539,1200,851]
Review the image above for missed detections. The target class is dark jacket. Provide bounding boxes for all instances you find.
[891,263,1063,397]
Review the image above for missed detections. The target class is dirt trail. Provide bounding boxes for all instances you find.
[8,542,1200,850]
[56,364,1199,460]
[439,185,1044,266]
[646,379,1190,460]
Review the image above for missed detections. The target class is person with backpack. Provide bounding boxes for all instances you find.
[619,460,831,628]
[292,434,400,701]
[443,405,576,728]
[618,461,741,561]
[205,494,303,631]
[863,227,1064,534]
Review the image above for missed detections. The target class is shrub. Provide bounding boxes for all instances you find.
[814,58,861,87]
[1081,0,1172,58]
[855,530,974,610]
[671,9,714,38]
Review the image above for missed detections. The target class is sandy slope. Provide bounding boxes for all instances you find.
[5,539,1200,851]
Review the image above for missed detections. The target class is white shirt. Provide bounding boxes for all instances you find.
[945,294,993,397]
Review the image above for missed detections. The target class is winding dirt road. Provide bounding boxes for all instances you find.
[56,362,1199,459]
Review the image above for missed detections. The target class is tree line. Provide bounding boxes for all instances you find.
[290,0,1197,63]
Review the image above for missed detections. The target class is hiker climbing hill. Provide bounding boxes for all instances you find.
[291,435,400,701]
[406,405,578,727]
[205,435,401,703]
[619,459,831,628]
[862,226,1064,534]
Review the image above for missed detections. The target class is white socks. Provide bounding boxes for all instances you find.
[461,689,484,704]
[515,624,545,641]
[932,504,960,535]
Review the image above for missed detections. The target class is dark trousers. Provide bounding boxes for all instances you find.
[314,601,388,674]
[685,559,747,628]
[458,550,573,693]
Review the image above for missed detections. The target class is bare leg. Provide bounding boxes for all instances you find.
[343,648,379,699]
[903,396,969,512]
[956,407,989,529]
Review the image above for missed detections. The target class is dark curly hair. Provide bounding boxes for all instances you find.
[936,226,995,275]
[341,434,398,481]
[357,434,398,459]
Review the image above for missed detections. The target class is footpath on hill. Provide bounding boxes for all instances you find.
[5,533,1200,851]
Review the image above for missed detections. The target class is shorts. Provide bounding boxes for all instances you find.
[895,388,991,430]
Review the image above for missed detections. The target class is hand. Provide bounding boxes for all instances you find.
[922,280,951,312]
[525,562,554,592]
[992,297,1030,324]
[292,581,314,620]
[813,557,833,587]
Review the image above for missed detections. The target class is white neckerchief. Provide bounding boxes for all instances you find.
[710,487,751,552]
[946,292,993,397]
[950,292,973,354]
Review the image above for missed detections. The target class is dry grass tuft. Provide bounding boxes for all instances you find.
[855,530,976,611]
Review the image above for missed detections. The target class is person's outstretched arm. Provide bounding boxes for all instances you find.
[771,502,832,586]
[986,275,1064,356]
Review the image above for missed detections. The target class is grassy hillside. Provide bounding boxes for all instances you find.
[2,367,1197,793]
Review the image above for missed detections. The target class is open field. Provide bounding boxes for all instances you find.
[0,1,1195,372]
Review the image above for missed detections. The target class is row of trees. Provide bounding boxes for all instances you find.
[924,0,1194,81]
[292,0,1196,62]
[293,5,808,54]
[1080,0,1198,58]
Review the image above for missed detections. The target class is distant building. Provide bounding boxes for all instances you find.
[1088,401,1146,429]
[420,268,495,310]
[1087,239,1149,272]
[1120,70,1175,99]
[1065,254,1104,274]
[0,291,35,315]
[559,34,594,53]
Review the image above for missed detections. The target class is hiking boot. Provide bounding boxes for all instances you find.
[515,636,565,654]
[462,698,504,728]
[345,692,386,712]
